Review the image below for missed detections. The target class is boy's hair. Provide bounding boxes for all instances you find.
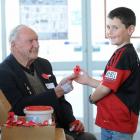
[108,7,136,28]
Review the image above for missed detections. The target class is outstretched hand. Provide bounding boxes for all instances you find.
[72,69,90,85]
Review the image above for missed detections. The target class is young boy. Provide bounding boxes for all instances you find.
[72,7,140,140]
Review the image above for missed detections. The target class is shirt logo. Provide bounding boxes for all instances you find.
[105,70,117,80]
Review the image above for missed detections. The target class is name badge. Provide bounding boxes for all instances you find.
[45,83,55,89]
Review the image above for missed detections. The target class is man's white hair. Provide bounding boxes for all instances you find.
[9,24,28,43]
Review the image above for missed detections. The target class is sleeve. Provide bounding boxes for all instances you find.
[58,97,76,127]
[102,51,132,92]
[102,66,131,92]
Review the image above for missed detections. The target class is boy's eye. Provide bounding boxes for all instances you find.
[112,26,118,30]
[106,25,118,31]
[106,25,110,30]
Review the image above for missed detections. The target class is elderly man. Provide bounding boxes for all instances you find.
[0,25,96,140]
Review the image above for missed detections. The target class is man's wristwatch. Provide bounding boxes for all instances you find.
[88,94,95,104]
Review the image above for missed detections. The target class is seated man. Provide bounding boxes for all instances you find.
[0,25,96,140]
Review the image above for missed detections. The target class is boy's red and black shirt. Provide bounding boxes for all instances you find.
[102,43,140,115]
[96,43,140,133]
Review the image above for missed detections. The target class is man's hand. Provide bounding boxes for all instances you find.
[69,120,85,133]
[60,81,73,94]
[54,85,64,98]
[55,78,73,98]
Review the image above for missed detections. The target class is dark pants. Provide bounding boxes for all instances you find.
[65,130,97,140]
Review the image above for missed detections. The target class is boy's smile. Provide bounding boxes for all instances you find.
[106,17,134,48]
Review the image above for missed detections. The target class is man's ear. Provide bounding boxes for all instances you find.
[10,41,16,52]
[128,25,135,36]
[11,41,15,47]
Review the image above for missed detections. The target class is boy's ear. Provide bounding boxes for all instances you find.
[128,25,135,36]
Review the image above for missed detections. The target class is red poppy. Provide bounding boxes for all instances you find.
[70,120,80,126]
[41,73,51,79]
[73,65,81,75]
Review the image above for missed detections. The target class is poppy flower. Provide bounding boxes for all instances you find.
[73,65,81,75]
[41,73,51,79]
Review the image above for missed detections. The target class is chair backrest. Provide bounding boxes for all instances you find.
[0,90,11,125]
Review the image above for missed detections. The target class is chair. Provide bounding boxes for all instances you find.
[0,90,11,125]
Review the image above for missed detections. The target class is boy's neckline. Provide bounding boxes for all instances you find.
[116,42,131,50]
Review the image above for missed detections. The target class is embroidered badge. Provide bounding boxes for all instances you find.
[105,70,117,80]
